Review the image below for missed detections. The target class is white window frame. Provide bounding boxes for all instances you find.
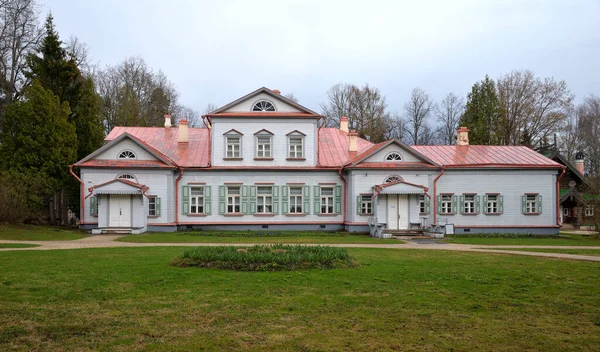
[227,186,241,213]
[118,150,136,159]
[257,186,273,214]
[288,136,304,159]
[585,205,594,217]
[190,186,204,214]
[384,175,403,183]
[360,195,372,215]
[320,186,334,214]
[563,207,569,216]
[116,173,136,182]
[289,186,303,213]
[252,100,276,112]
[463,194,476,214]
[419,195,426,214]
[526,195,537,213]
[385,152,403,161]
[255,132,273,158]
[148,196,157,216]
[441,195,453,214]
[487,195,499,214]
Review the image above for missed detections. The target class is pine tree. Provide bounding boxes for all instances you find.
[460,75,502,145]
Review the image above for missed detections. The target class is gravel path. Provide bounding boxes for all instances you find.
[1,236,600,262]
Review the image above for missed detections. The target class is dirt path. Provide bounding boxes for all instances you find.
[1,236,600,262]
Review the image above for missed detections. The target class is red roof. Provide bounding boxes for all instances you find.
[318,128,373,167]
[350,162,438,169]
[105,127,210,167]
[411,145,562,168]
[79,160,174,168]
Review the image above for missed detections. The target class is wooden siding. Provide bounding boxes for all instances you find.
[95,139,157,161]
[363,143,424,163]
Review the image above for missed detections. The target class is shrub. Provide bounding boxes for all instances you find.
[170,244,359,271]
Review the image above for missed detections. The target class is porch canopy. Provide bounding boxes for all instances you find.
[89,179,149,196]
[373,180,429,196]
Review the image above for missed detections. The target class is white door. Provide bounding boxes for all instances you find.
[387,194,398,230]
[109,195,131,227]
[398,195,409,229]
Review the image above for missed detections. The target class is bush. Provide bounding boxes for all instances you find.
[170,244,359,271]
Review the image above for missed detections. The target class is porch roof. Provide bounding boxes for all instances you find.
[373,180,428,195]
[91,179,149,195]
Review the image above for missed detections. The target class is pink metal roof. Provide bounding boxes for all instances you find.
[318,128,373,167]
[105,127,210,167]
[350,162,438,169]
[79,160,174,169]
[410,145,562,168]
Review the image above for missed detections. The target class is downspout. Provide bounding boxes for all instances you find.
[69,165,85,224]
[556,166,566,226]
[337,168,347,225]
[432,167,445,225]
[175,167,185,226]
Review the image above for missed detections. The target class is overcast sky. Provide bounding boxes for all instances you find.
[44,0,599,116]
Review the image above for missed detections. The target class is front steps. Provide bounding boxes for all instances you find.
[91,227,146,235]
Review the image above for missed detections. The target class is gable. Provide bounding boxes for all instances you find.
[95,138,158,161]
[223,92,302,113]
[209,87,319,116]
[363,143,426,163]
[92,179,148,195]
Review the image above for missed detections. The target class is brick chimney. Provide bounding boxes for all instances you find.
[457,126,470,146]
[178,119,188,143]
[164,113,172,128]
[272,89,281,95]
[340,116,349,133]
[349,129,358,153]
[575,151,585,175]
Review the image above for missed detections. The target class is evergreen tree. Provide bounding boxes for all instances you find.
[460,75,502,145]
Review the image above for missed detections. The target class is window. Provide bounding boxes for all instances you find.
[384,175,403,183]
[289,137,303,158]
[257,186,273,213]
[289,186,303,213]
[321,187,334,214]
[256,136,272,158]
[252,100,276,112]
[585,205,594,217]
[385,152,402,161]
[226,136,241,158]
[227,186,241,213]
[360,195,372,214]
[118,150,136,159]
[522,194,542,214]
[117,173,136,181]
[486,195,502,214]
[440,194,454,214]
[526,195,537,213]
[563,207,569,216]
[462,194,477,214]
[90,196,98,216]
[190,186,204,214]
[148,196,161,217]
[419,195,426,214]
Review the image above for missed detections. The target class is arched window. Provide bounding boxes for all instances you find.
[384,175,403,183]
[117,173,136,182]
[385,152,403,161]
[252,100,276,112]
[118,150,136,159]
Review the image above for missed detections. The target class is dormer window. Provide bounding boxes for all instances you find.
[385,152,402,161]
[252,100,276,112]
[254,129,273,159]
[223,129,243,159]
[118,150,136,159]
[384,175,403,183]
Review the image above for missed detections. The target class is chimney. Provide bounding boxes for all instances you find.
[178,119,188,143]
[575,151,585,175]
[456,126,470,146]
[349,129,358,153]
[340,116,349,133]
[164,113,172,127]
[272,89,281,95]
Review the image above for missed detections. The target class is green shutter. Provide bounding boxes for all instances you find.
[249,185,256,214]
[272,186,280,214]
[459,195,465,214]
[242,185,249,214]
[356,195,362,214]
[498,195,504,214]
[475,195,481,214]
[537,195,542,213]
[303,185,311,214]
[334,185,342,214]
[155,197,161,217]
[452,195,458,214]
[437,195,442,214]
[314,186,321,214]
[482,195,488,213]
[521,195,527,214]
[182,185,190,215]
[425,196,430,214]
[282,185,289,214]
[90,196,98,216]
[218,186,226,215]
[204,186,212,215]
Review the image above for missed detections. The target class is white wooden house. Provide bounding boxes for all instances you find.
[72,87,565,235]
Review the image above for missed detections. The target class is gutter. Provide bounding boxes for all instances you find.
[432,167,445,225]
[337,168,347,225]
[69,165,85,225]
[175,167,185,226]
[556,166,566,226]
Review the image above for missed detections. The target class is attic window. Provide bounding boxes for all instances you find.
[384,175,403,183]
[117,173,136,181]
[118,150,136,159]
[385,152,402,161]
[252,100,276,112]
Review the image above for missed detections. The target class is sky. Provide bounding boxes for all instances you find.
[43,0,599,116]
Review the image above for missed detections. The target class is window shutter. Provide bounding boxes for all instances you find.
[356,195,362,214]
[242,185,249,214]
[90,196,98,216]
[482,195,488,213]
[155,197,161,217]
[498,195,504,214]
[537,195,542,213]
[303,185,311,214]
[182,185,190,215]
[249,185,256,214]
[452,195,458,214]
[314,186,321,214]
[204,186,212,215]
[425,196,430,214]
[218,186,226,215]
[282,185,289,214]
[475,195,481,214]
[459,195,465,214]
[272,186,280,214]
[436,195,441,214]
[521,195,526,214]
[334,185,342,214]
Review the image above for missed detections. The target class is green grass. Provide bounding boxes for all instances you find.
[118,231,401,244]
[1,248,599,351]
[0,243,39,248]
[0,225,86,241]
[444,233,600,246]
[171,244,359,271]
[485,248,600,257]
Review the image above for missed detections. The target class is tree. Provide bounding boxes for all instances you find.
[577,95,600,177]
[403,87,435,145]
[436,92,464,145]
[460,75,502,145]
[284,92,299,103]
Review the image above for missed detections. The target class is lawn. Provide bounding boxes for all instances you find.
[444,233,600,246]
[484,248,600,257]
[0,225,86,241]
[1,247,599,351]
[0,243,39,249]
[118,231,401,244]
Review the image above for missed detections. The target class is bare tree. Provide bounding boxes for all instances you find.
[578,95,600,176]
[436,92,464,145]
[559,107,581,162]
[321,83,354,128]
[203,103,217,115]
[65,35,95,76]
[403,87,435,145]
[178,106,202,127]
[417,123,439,145]
[284,93,299,103]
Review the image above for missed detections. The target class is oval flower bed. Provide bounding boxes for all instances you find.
[170,244,359,271]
